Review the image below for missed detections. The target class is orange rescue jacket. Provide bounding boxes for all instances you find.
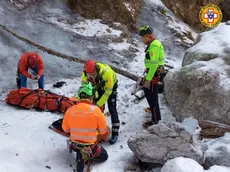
[19,52,44,78]
[62,100,107,144]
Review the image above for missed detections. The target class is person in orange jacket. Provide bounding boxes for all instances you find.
[62,83,108,172]
[16,52,44,89]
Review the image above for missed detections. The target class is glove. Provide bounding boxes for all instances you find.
[97,126,110,142]
[30,75,37,80]
[36,75,41,80]
[143,80,151,89]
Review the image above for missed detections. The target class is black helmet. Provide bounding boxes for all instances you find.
[139,25,153,36]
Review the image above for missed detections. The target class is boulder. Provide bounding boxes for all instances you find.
[164,23,230,125]
[127,122,205,165]
[206,165,230,172]
[203,133,230,169]
[161,157,203,172]
[161,157,230,172]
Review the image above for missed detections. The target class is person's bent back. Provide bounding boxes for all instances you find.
[62,97,107,144]
[17,52,44,89]
[62,83,108,172]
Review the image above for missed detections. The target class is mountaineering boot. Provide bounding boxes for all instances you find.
[142,120,159,128]
[142,121,154,128]
[109,135,118,144]
[109,122,120,144]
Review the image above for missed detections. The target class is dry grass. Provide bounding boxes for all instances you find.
[67,0,142,31]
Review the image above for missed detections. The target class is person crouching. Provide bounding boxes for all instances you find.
[62,83,108,172]
[16,52,44,89]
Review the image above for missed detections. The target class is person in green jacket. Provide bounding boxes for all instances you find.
[81,60,119,144]
[139,25,165,127]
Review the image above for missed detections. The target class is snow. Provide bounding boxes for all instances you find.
[146,0,165,7]
[188,23,230,54]
[47,18,122,37]
[109,39,130,51]
[124,2,135,17]
[161,157,204,172]
[198,58,230,90]
[181,117,199,134]
[145,0,198,47]
[186,23,230,91]
[161,157,230,172]
[206,165,230,172]
[0,73,173,172]
[204,133,230,157]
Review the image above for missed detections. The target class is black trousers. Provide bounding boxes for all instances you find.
[143,83,161,122]
[96,81,120,136]
[73,144,108,172]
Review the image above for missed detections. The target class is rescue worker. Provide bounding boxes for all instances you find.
[139,25,165,127]
[62,83,108,172]
[81,60,119,144]
[16,52,44,89]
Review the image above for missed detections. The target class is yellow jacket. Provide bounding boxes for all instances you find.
[81,63,118,107]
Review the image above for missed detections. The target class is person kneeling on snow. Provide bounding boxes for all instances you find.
[16,52,44,89]
[82,60,120,144]
[62,83,108,172]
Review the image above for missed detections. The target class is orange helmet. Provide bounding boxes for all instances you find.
[84,60,97,73]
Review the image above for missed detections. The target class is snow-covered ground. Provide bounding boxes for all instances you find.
[0,74,173,172]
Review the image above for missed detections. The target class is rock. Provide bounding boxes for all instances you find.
[9,0,39,10]
[199,120,230,138]
[206,165,230,172]
[164,23,230,125]
[45,165,51,169]
[161,157,230,172]
[180,130,192,142]
[126,38,138,47]
[122,121,126,125]
[118,49,136,60]
[204,133,230,168]
[148,123,179,138]
[128,122,204,165]
[182,52,219,66]
[128,46,139,53]
[161,157,204,172]
[220,0,230,21]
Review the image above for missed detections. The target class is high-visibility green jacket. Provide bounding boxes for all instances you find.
[81,63,118,107]
[144,39,165,81]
